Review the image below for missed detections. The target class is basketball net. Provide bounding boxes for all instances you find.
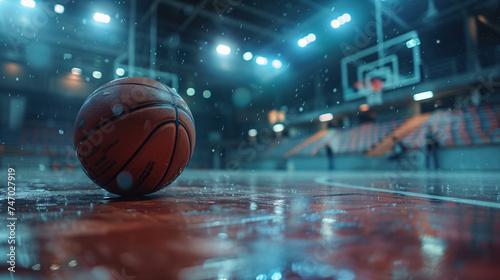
[354,78,384,106]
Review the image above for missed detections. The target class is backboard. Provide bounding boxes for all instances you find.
[341,30,422,104]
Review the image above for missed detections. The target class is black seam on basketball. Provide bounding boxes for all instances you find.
[99,120,177,192]
[84,82,181,103]
[75,102,174,153]
[147,124,179,194]
[75,102,194,153]
[178,122,193,160]
[149,95,179,193]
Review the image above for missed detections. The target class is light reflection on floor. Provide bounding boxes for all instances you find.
[1,169,499,279]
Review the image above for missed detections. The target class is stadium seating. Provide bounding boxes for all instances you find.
[16,124,74,156]
[282,102,500,158]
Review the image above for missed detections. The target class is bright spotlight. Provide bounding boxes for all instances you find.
[298,38,307,47]
[342,13,351,22]
[271,59,282,69]
[307,33,316,42]
[203,90,211,99]
[273,123,284,133]
[338,16,345,25]
[186,88,195,96]
[71,67,82,75]
[413,91,434,101]
[115,68,125,76]
[319,113,334,122]
[248,129,257,137]
[243,52,253,61]
[21,0,36,8]
[331,19,340,28]
[216,44,231,55]
[256,56,268,65]
[54,4,64,14]
[93,12,111,23]
[92,71,102,79]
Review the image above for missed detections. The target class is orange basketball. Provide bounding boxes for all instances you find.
[73,77,195,196]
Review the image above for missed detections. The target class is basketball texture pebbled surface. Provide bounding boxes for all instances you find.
[73,77,195,196]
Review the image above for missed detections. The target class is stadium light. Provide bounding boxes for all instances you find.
[21,0,36,8]
[271,59,282,69]
[243,52,253,61]
[248,129,257,137]
[216,44,231,55]
[331,13,351,29]
[273,123,284,133]
[92,71,102,79]
[307,33,316,42]
[319,113,334,122]
[413,91,434,101]
[186,88,195,96]
[93,12,111,23]
[71,67,82,75]
[298,38,307,47]
[116,68,125,76]
[331,19,340,28]
[342,13,351,22]
[256,56,268,65]
[298,33,316,48]
[54,4,64,14]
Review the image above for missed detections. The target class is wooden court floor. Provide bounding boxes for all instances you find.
[1,169,499,280]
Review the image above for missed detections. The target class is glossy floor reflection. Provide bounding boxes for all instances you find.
[1,169,500,280]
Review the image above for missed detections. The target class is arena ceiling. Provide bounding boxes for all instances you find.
[0,0,499,131]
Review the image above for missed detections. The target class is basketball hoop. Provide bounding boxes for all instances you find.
[354,78,384,106]
[353,78,384,92]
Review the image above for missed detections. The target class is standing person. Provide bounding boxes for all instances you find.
[389,137,406,166]
[425,125,440,170]
[325,142,334,171]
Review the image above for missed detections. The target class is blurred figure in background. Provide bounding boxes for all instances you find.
[389,137,407,168]
[325,142,334,171]
[425,125,440,170]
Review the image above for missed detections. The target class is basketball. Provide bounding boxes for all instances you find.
[73,77,195,196]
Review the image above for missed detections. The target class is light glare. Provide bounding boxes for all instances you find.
[360,104,370,112]
[331,20,340,28]
[115,68,125,76]
[93,12,111,23]
[307,33,316,42]
[342,13,351,22]
[256,56,268,65]
[186,88,195,96]
[406,38,421,48]
[271,60,282,69]
[298,38,307,47]
[319,113,334,122]
[216,44,231,55]
[21,0,36,8]
[413,91,434,101]
[92,71,102,79]
[71,68,82,75]
[243,52,253,61]
[273,123,284,133]
[248,129,257,137]
[54,4,64,14]
[203,90,211,99]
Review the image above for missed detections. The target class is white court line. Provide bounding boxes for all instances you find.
[315,176,500,209]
